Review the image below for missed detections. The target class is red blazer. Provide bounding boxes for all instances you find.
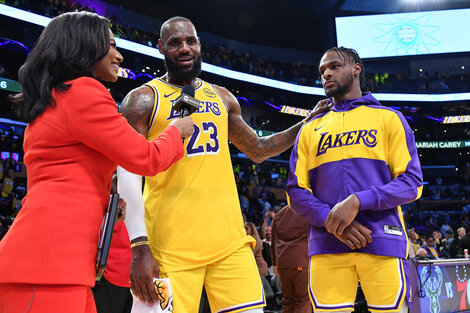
[0,77,183,286]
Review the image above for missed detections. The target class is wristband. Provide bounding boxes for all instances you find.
[130,241,149,248]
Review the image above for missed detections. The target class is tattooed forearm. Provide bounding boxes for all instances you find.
[257,122,302,159]
[229,115,303,163]
[219,82,308,163]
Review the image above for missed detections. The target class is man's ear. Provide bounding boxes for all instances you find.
[353,63,361,77]
[158,39,164,55]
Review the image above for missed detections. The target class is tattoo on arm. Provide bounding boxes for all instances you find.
[217,84,303,163]
[120,87,155,135]
[229,111,302,163]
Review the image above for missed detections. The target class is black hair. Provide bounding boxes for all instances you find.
[160,16,195,39]
[10,11,111,123]
[323,46,366,86]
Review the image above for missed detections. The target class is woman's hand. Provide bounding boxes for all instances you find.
[170,116,195,138]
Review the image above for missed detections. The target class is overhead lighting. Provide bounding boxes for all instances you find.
[2,4,470,102]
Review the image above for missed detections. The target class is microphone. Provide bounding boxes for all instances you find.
[172,85,200,118]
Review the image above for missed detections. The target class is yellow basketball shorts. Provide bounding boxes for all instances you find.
[160,243,265,313]
[308,253,410,313]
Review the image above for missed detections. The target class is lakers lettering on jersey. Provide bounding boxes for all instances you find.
[143,78,253,273]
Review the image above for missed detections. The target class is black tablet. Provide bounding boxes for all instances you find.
[96,193,120,281]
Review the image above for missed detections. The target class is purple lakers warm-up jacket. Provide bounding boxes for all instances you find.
[286,92,423,259]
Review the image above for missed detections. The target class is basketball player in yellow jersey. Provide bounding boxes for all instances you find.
[117,16,330,313]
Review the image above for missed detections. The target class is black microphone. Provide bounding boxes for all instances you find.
[172,85,200,118]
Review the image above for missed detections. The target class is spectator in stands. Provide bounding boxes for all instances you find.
[415,248,429,258]
[433,230,443,252]
[261,211,274,273]
[271,205,311,312]
[1,168,15,200]
[408,229,421,257]
[262,211,274,243]
[423,235,439,258]
[451,227,467,258]
[245,222,268,277]
[459,232,470,257]
[440,221,452,238]
[0,11,194,312]
[440,229,454,258]
[419,232,429,247]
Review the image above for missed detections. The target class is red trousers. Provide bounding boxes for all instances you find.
[0,283,97,313]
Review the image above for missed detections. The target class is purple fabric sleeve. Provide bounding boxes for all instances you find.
[287,178,331,227]
[286,130,331,228]
[356,110,423,211]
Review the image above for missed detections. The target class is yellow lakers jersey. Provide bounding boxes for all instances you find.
[143,78,253,272]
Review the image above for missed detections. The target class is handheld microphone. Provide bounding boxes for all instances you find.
[172,85,200,118]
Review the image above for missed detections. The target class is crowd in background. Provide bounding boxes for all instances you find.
[234,160,288,225]
[0,127,25,240]
[3,0,470,95]
[5,0,159,48]
[202,43,470,94]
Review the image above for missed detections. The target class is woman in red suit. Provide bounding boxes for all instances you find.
[0,11,194,313]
